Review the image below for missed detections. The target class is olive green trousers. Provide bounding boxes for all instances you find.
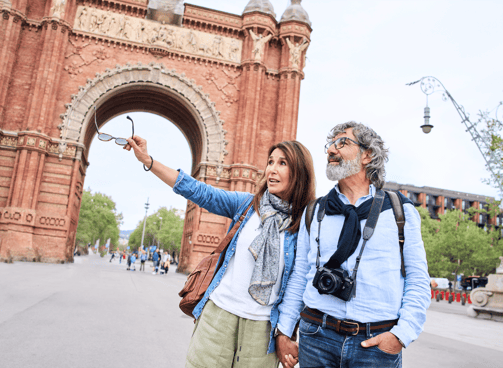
[185,300,279,368]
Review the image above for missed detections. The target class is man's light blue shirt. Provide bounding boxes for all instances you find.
[277,184,431,347]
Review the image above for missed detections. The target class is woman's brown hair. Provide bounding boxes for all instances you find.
[252,141,316,234]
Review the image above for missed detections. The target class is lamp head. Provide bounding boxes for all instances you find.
[421,106,433,134]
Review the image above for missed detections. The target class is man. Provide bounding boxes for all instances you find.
[275,122,430,367]
[152,249,160,275]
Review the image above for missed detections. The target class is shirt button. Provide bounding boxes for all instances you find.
[286,253,289,256]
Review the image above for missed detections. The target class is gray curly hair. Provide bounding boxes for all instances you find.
[327,121,389,189]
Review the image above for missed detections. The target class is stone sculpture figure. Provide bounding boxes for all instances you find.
[211,36,224,58]
[96,13,106,33]
[229,40,240,61]
[249,29,272,61]
[285,37,309,69]
[77,7,87,29]
[136,21,146,42]
[50,0,65,18]
[186,30,198,52]
[89,9,98,32]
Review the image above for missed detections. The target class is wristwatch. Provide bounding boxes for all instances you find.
[391,333,406,348]
[274,328,285,338]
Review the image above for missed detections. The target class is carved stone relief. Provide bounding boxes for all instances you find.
[203,69,241,106]
[50,0,65,18]
[0,136,18,148]
[73,6,243,63]
[64,39,111,78]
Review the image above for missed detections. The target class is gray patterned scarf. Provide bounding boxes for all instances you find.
[248,190,292,306]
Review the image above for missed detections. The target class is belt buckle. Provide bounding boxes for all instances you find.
[341,320,360,336]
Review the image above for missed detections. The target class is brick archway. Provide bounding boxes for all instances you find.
[0,1,312,271]
[60,62,228,175]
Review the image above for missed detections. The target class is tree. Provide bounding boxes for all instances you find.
[75,189,123,251]
[419,207,501,279]
[128,207,184,255]
[478,106,503,192]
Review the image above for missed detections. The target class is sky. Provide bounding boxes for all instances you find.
[85,0,503,230]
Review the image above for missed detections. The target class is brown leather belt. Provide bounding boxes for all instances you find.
[300,307,398,336]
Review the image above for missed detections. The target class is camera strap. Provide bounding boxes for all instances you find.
[314,189,386,294]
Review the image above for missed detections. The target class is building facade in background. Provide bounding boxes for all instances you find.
[384,182,500,227]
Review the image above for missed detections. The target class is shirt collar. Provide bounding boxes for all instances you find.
[334,183,376,206]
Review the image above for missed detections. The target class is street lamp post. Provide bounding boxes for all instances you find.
[407,76,503,197]
[140,197,150,255]
[158,216,163,249]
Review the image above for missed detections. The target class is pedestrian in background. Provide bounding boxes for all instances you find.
[160,251,170,274]
[109,251,115,263]
[130,253,136,271]
[152,249,160,275]
[127,252,131,271]
[140,250,147,272]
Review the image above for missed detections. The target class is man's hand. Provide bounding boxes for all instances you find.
[361,332,403,355]
[276,334,299,368]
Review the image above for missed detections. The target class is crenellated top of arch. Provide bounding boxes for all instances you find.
[58,62,228,165]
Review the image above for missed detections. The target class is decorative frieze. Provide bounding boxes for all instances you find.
[0,136,18,148]
[73,6,243,64]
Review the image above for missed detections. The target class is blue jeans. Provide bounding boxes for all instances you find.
[299,317,402,368]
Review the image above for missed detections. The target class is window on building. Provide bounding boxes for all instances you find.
[462,201,466,210]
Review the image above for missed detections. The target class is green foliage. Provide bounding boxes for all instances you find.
[75,189,123,250]
[479,107,503,189]
[128,207,184,254]
[420,207,502,279]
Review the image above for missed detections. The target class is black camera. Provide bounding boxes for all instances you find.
[312,266,355,301]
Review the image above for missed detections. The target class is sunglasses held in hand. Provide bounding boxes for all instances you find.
[94,106,134,146]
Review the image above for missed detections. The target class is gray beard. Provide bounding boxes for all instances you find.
[326,152,362,181]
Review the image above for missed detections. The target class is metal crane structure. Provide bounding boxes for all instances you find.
[407,76,503,198]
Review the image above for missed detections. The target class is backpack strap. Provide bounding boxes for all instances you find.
[305,197,322,236]
[385,190,406,278]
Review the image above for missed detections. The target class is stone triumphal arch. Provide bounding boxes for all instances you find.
[0,0,312,272]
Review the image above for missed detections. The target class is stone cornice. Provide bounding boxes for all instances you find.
[78,0,148,17]
[184,4,243,30]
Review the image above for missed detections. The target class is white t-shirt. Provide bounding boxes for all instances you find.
[210,212,285,320]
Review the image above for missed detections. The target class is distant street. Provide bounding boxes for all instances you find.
[0,253,502,368]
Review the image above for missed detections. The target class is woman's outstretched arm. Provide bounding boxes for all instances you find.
[124,135,252,219]
[125,136,179,188]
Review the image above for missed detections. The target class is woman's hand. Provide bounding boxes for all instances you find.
[125,136,151,166]
[124,135,180,188]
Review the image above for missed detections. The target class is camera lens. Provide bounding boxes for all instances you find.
[318,273,342,293]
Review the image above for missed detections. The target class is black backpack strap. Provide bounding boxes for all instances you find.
[305,197,322,236]
[385,190,406,278]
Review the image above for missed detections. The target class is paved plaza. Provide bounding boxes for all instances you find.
[0,253,502,368]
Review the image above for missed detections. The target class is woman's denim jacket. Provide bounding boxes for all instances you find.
[173,170,297,354]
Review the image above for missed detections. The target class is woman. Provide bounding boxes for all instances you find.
[125,136,315,367]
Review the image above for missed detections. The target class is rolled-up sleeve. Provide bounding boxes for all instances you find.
[390,204,431,347]
[173,169,252,219]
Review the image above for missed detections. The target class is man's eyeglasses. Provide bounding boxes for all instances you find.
[94,106,134,146]
[324,137,367,154]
